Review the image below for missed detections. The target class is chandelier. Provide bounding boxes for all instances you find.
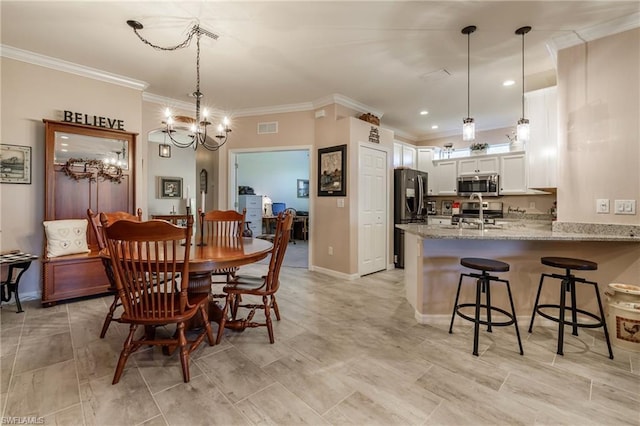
[127,20,231,151]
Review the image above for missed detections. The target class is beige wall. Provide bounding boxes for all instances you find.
[0,58,142,297]
[219,110,315,210]
[557,28,640,225]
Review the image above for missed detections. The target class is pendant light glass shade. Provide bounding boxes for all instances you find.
[515,26,531,144]
[461,25,477,141]
[463,118,475,141]
[516,118,530,143]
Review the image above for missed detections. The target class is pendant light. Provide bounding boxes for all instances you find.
[461,26,477,141]
[516,26,531,143]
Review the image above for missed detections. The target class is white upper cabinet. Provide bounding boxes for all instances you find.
[393,142,416,169]
[525,86,558,190]
[458,156,499,175]
[416,147,439,195]
[432,160,458,195]
[500,153,528,194]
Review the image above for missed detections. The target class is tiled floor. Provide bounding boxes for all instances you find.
[1,265,639,425]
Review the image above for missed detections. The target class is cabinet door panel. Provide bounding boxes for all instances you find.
[434,161,457,195]
[500,154,527,194]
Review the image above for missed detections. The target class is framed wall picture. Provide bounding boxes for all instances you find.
[158,176,183,199]
[1,144,31,184]
[318,144,346,196]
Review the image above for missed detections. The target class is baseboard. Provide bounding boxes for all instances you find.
[310,265,359,280]
[0,290,40,308]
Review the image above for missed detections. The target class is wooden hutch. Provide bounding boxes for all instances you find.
[42,119,137,305]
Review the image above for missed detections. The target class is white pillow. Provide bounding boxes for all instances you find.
[43,219,91,258]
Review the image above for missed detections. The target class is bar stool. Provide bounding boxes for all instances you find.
[449,258,523,356]
[528,257,613,359]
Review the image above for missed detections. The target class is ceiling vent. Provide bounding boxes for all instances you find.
[257,121,278,134]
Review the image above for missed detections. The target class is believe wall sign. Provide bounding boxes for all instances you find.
[63,110,125,131]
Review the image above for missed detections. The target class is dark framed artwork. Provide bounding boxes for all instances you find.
[318,144,346,196]
[158,176,183,199]
[0,144,31,184]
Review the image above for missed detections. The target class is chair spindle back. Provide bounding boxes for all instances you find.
[101,215,193,319]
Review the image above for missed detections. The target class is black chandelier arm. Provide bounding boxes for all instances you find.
[164,125,231,151]
[165,129,195,149]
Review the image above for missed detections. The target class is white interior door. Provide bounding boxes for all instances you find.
[358,145,388,275]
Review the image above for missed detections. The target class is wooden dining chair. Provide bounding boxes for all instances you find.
[101,214,214,384]
[216,211,293,344]
[87,208,142,338]
[199,208,247,286]
[284,207,297,244]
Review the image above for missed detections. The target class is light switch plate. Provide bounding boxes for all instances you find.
[614,199,636,215]
[596,199,609,214]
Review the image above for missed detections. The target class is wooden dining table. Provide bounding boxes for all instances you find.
[185,235,273,328]
[186,235,272,292]
[100,235,273,327]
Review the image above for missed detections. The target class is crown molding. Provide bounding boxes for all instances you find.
[388,127,415,142]
[546,12,640,65]
[143,92,199,114]
[144,92,387,122]
[232,101,314,118]
[2,44,387,126]
[0,44,148,91]
[313,93,384,118]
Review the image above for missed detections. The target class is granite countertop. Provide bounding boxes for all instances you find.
[397,220,640,242]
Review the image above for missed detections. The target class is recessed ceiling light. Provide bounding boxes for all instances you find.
[503,80,515,87]
[420,110,429,115]
[431,125,439,129]
[60,135,69,139]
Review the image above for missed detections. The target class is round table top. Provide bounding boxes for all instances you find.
[100,236,273,273]
[188,236,273,272]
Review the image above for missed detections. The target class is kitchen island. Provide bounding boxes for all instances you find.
[397,221,640,324]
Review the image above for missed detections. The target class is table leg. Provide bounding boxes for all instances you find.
[187,271,224,325]
[1,262,32,313]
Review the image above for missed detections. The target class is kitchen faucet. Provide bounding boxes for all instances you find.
[469,192,484,230]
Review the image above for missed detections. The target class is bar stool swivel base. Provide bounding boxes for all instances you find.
[449,258,524,356]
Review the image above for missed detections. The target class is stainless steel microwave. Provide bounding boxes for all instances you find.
[457,174,500,196]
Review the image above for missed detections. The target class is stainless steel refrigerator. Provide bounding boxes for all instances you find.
[394,168,428,268]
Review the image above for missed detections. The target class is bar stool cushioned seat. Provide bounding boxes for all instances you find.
[449,257,523,356]
[528,256,613,359]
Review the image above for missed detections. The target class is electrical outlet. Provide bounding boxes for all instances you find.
[614,200,636,215]
[328,246,333,255]
[596,199,610,214]
[337,199,345,208]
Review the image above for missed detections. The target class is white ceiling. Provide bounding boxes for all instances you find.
[2,1,638,141]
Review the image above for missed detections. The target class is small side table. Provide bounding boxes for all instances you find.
[1,251,39,313]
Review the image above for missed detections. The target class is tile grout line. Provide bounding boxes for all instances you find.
[1,311,26,420]
[65,303,88,426]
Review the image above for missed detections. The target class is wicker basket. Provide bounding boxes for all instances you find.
[359,113,380,126]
